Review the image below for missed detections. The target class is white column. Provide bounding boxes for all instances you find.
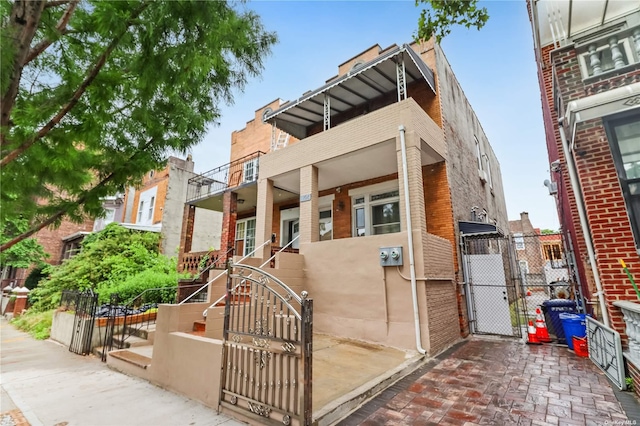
[299,165,318,245]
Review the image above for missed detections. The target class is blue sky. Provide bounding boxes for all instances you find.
[190,0,560,230]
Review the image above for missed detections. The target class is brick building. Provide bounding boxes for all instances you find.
[182,41,508,355]
[529,0,640,391]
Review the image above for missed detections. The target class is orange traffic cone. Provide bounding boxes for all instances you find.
[535,307,552,343]
[526,320,541,345]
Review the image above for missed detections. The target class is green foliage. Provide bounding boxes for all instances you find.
[0,218,48,269]
[29,223,179,310]
[626,376,634,391]
[415,0,489,43]
[11,309,54,340]
[99,267,182,305]
[1,0,277,249]
[24,266,48,290]
[540,229,559,235]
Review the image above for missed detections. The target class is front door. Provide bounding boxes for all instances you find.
[291,219,300,249]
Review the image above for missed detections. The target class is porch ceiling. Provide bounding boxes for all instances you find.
[270,139,444,194]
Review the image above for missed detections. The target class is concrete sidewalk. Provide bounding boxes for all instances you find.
[0,319,243,426]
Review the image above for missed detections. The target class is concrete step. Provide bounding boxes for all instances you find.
[112,334,149,349]
[109,348,152,369]
[125,323,156,343]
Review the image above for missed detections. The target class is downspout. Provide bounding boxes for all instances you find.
[558,118,610,326]
[399,125,427,355]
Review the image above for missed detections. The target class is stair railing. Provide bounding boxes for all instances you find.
[179,237,273,305]
[203,235,300,316]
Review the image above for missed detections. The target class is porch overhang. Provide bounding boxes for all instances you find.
[565,82,640,148]
[459,221,504,238]
[263,44,436,139]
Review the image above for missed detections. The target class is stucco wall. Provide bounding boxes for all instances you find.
[299,232,458,354]
[191,207,222,252]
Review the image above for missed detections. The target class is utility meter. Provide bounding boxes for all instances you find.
[379,247,403,266]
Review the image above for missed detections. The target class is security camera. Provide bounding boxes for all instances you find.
[550,160,561,172]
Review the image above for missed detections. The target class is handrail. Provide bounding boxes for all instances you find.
[191,246,234,282]
[203,236,300,315]
[260,235,299,268]
[180,237,272,305]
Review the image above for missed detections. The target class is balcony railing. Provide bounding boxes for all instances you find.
[613,300,640,367]
[579,28,640,79]
[186,151,265,202]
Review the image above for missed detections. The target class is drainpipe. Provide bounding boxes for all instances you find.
[399,125,427,355]
[558,118,610,327]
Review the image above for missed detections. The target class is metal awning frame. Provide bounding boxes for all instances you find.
[263,44,436,138]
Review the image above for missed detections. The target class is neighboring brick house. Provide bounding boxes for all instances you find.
[182,41,508,355]
[121,156,223,257]
[529,1,640,392]
[509,212,569,290]
[0,216,95,289]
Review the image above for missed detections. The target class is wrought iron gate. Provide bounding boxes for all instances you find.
[69,289,98,355]
[462,233,582,339]
[219,263,313,426]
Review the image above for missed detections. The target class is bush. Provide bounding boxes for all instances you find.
[29,223,172,311]
[11,310,54,340]
[98,266,184,305]
[24,266,48,290]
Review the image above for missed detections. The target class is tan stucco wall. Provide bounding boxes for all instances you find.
[148,303,223,408]
[299,231,458,354]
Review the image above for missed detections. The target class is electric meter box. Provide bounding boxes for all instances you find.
[379,247,403,267]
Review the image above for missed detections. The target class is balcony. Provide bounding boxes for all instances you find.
[613,300,640,368]
[186,151,264,211]
[578,27,640,80]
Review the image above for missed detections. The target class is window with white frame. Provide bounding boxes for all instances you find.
[235,217,256,256]
[93,208,116,232]
[475,136,483,171]
[243,158,258,183]
[513,233,525,250]
[318,195,334,241]
[136,186,157,225]
[350,181,401,237]
[148,196,155,220]
[482,153,493,188]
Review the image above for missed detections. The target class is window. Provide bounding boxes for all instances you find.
[606,114,640,251]
[235,218,256,256]
[136,186,158,225]
[243,158,258,183]
[319,210,332,241]
[350,182,401,237]
[138,201,144,223]
[482,153,493,188]
[513,233,525,250]
[148,196,155,220]
[475,136,483,171]
[93,208,116,232]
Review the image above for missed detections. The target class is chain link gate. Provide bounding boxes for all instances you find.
[69,289,98,355]
[462,233,583,339]
[219,263,312,426]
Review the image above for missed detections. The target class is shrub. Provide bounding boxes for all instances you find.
[29,223,169,311]
[24,267,48,290]
[99,266,185,305]
[11,310,54,340]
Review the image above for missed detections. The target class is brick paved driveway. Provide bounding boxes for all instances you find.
[340,337,635,425]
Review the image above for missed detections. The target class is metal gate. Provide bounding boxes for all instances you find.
[462,233,581,338]
[219,263,313,426]
[69,289,98,355]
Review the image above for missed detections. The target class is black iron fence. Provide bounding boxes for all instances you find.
[67,289,99,355]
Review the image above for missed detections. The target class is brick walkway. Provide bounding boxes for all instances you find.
[340,337,636,425]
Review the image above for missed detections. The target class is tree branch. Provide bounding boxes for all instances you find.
[44,0,71,8]
[1,0,46,146]
[0,1,150,166]
[0,137,157,252]
[25,0,79,65]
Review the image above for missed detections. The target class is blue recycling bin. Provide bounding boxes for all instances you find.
[541,299,577,344]
[560,313,587,350]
